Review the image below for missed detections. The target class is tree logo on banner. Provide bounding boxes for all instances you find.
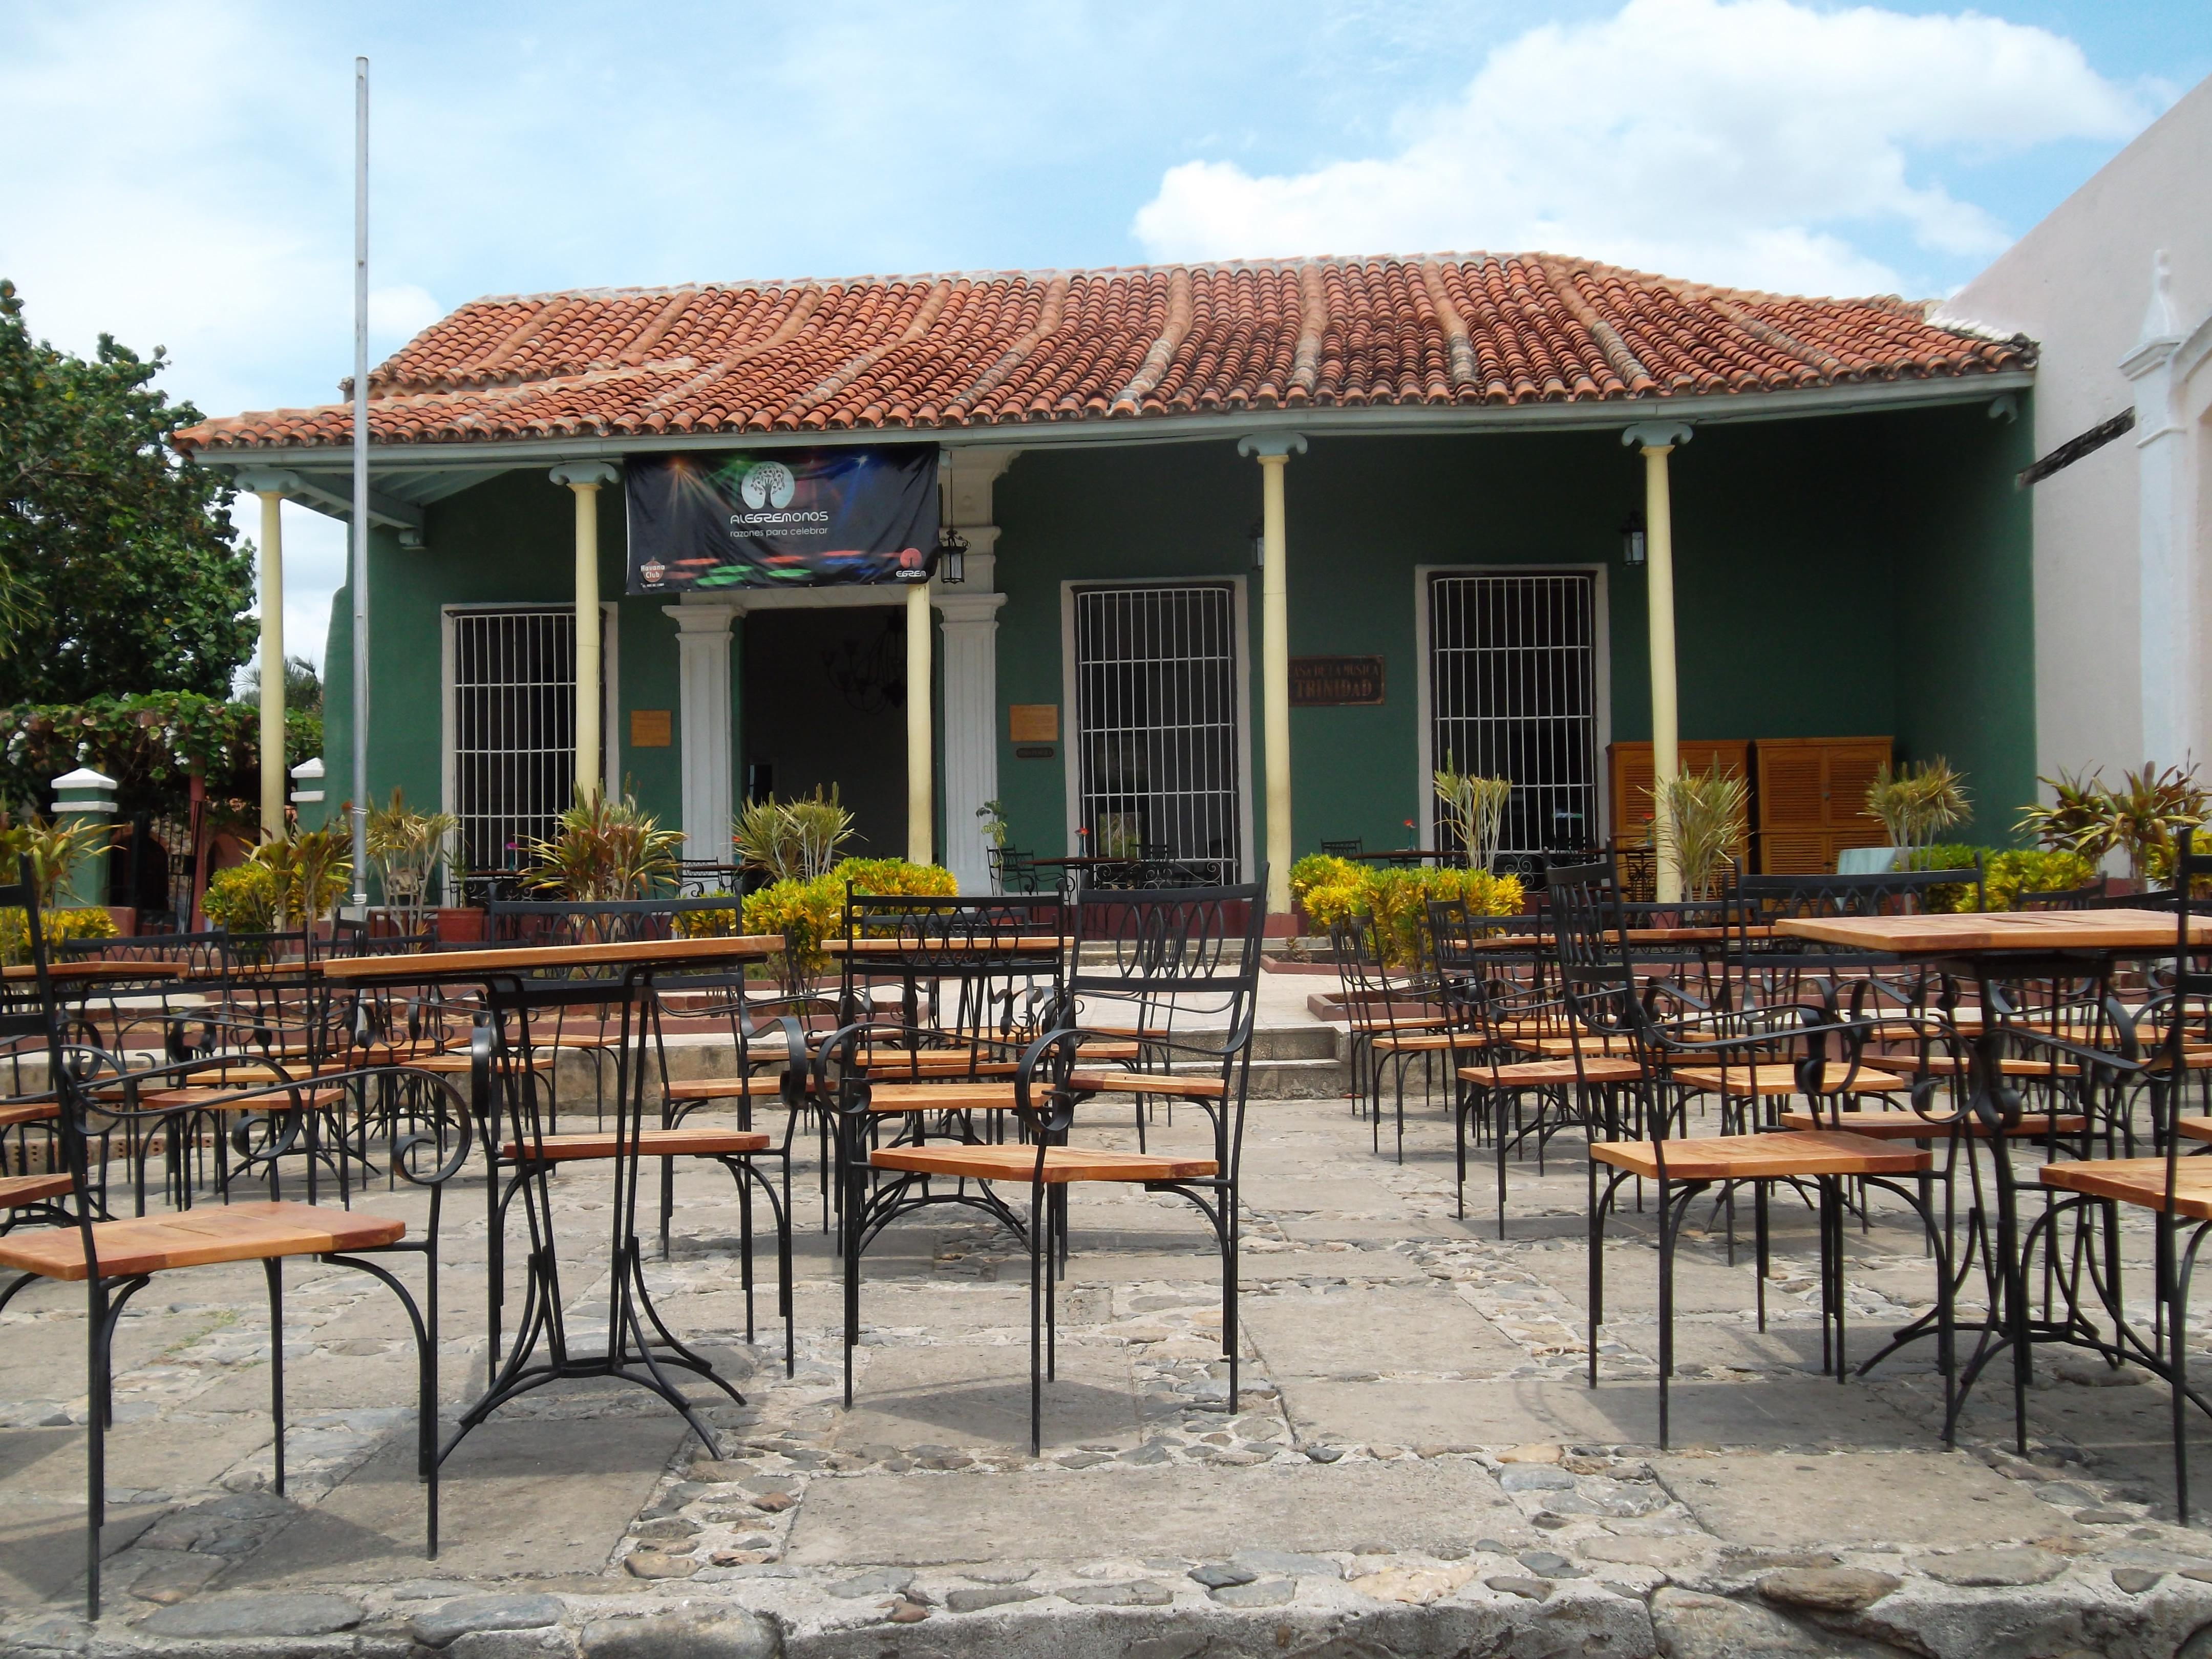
[740,460,796,511]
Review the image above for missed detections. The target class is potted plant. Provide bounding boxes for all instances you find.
[1863,757,1971,870]
[1653,762,1749,900]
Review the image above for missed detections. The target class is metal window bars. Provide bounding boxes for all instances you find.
[1428,572,1598,867]
[452,607,579,877]
[1072,583,1242,878]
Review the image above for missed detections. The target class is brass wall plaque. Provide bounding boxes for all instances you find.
[629,709,672,748]
[1008,704,1059,742]
[1289,655,1385,707]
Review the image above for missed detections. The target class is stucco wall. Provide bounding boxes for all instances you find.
[1941,75,2212,781]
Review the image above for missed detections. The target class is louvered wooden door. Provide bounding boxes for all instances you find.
[1752,737,1892,873]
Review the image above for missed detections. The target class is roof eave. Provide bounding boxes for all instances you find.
[185,368,2035,483]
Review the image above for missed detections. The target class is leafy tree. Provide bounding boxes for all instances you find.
[0,279,254,703]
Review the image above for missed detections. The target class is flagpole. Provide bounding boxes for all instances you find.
[349,55,371,910]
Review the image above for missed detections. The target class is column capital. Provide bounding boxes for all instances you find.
[1237,433,1308,461]
[233,468,304,496]
[935,591,1007,626]
[663,597,742,633]
[1622,421,1693,453]
[550,460,621,490]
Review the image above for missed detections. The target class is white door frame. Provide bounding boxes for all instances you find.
[1412,563,1611,849]
[1058,575,1256,877]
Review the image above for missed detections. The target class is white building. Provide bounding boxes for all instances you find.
[1943,75,2212,783]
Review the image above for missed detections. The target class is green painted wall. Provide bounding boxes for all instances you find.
[990,405,2035,862]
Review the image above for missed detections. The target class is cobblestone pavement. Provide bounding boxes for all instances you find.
[9,1017,2212,1656]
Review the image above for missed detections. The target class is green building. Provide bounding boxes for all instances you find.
[176,253,2035,918]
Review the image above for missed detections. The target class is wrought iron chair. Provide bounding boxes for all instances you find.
[838,879,1265,1452]
[0,864,465,1618]
[2033,829,2212,1518]
[1320,838,1365,858]
[1328,914,1455,1161]
[1553,858,1952,1448]
[988,846,1042,895]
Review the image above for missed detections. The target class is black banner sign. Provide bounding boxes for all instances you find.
[1290,655,1386,707]
[626,447,939,593]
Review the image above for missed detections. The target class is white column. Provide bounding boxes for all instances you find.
[2122,252,2197,770]
[939,579,1008,895]
[665,598,741,864]
[233,470,301,837]
[906,582,934,863]
[1238,434,1306,918]
[551,462,621,799]
[1623,422,1693,902]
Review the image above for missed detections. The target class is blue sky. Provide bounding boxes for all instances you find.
[2,0,2206,672]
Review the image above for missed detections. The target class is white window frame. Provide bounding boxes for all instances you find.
[441,602,621,850]
[1413,563,1611,854]
[1058,575,1255,878]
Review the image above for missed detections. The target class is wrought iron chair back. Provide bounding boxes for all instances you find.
[486,895,747,947]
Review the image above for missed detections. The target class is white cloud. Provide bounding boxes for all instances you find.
[1132,0,2151,296]
[367,284,443,346]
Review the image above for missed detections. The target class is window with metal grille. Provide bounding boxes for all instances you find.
[451,608,578,876]
[1428,572,1598,865]
[1072,584,1242,872]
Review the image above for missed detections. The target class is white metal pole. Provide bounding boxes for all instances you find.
[350,55,371,909]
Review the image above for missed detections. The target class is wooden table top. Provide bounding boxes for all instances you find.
[827,935,1069,955]
[316,933,783,982]
[3,959,188,983]
[1460,925,1772,950]
[1776,908,2210,956]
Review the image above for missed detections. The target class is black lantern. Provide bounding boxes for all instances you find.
[1621,509,1647,567]
[935,522,968,585]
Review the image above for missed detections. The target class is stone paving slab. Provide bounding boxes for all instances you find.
[1652,1449,2060,1547]
[225,1415,688,1586]
[784,1460,1522,1566]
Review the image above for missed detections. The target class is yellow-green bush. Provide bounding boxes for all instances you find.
[1290,855,1524,966]
[0,905,118,966]
[201,862,281,933]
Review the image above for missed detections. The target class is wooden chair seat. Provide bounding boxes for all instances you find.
[1777,1108,2087,1140]
[850,1050,1019,1078]
[862,1081,1017,1115]
[2173,1116,2212,1144]
[1369,1031,1458,1054]
[664,1074,789,1102]
[0,1172,71,1208]
[1076,1025,1176,1042]
[1071,1039,1143,1062]
[1591,1129,1930,1183]
[129,1085,346,1112]
[1528,1035,1637,1058]
[0,1099,57,1128]
[1871,1052,2081,1079]
[0,1199,405,1282]
[1672,1064,1905,1097]
[870,1142,1218,1185]
[407,1051,557,1075]
[1463,1056,1643,1087]
[2041,1157,2212,1221]
[500,1128,772,1162]
[1068,1071,1227,1099]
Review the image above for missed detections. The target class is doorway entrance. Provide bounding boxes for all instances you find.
[741,607,907,858]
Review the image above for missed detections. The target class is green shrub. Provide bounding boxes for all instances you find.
[202,862,280,933]
[1983,848,2097,910]
[0,905,116,966]
[740,875,842,994]
[1291,855,1524,966]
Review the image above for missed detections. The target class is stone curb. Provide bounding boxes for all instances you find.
[10,1571,2212,1659]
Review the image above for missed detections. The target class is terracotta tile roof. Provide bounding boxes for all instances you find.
[174,253,2032,454]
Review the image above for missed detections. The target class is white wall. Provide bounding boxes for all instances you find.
[1940,76,2212,783]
